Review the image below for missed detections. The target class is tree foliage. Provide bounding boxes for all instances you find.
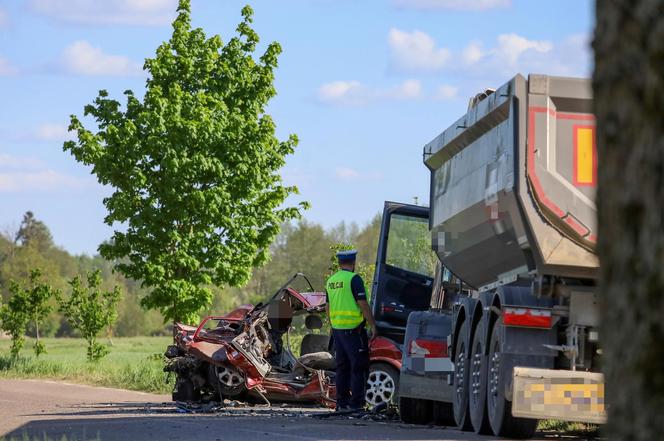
[58,271,122,361]
[0,282,30,358]
[384,215,436,278]
[64,0,306,324]
[15,211,54,252]
[0,269,58,358]
[1,212,167,338]
[0,211,381,336]
[22,269,58,356]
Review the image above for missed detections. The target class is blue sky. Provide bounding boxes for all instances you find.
[0,0,593,255]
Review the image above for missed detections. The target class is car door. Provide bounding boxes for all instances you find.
[371,201,435,344]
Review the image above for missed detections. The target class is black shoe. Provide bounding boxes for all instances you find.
[335,405,351,413]
[346,407,366,417]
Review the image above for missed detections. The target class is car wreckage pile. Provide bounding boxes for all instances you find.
[165,274,348,408]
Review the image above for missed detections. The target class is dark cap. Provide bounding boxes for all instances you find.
[336,249,357,262]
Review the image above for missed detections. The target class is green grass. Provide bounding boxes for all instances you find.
[0,337,173,394]
[538,419,600,436]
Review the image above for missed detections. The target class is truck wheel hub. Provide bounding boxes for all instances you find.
[455,346,466,396]
[471,351,482,398]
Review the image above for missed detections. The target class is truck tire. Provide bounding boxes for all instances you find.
[452,320,473,431]
[468,319,492,434]
[399,396,432,424]
[432,401,455,426]
[486,319,538,438]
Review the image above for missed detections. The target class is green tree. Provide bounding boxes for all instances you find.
[64,1,306,324]
[59,271,122,361]
[22,269,58,356]
[15,211,54,252]
[0,281,30,358]
[354,214,381,268]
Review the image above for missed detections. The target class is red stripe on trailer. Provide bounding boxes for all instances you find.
[556,113,596,121]
[527,107,596,244]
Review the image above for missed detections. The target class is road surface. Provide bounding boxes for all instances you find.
[0,379,590,441]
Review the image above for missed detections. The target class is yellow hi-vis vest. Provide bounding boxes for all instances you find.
[326,270,364,330]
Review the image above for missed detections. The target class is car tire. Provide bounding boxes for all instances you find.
[452,320,473,431]
[208,363,246,399]
[432,401,455,426]
[366,363,399,407]
[399,396,433,425]
[468,318,492,434]
[486,318,538,439]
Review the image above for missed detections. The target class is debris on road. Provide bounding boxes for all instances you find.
[308,402,399,422]
[175,401,225,414]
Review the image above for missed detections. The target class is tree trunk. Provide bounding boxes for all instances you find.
[594,1,664,439]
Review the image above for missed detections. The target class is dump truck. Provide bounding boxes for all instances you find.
[394,74,605,438]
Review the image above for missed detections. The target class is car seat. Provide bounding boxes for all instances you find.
[291,314,335,375]
[299,315,330,355]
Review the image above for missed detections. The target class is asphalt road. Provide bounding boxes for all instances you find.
[0,379,588,441]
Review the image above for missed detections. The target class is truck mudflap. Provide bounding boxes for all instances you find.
[511,367,606,424]
[399,310,455,402]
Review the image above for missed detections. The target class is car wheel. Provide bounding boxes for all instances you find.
[487,318,538,438]
[209,363,246,399]
[453,320,473,431]
[399,396,433,424]
[468,319,492,434]
[366,363,399,407]
[432,401,455,426]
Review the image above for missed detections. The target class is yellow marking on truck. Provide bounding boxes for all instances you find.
[512,367,606,424]
[576,127,594,184]
[523,383,604,414]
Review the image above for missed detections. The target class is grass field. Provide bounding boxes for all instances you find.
[0,337,173,394]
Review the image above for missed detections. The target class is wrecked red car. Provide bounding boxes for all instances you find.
[164,274,402,408]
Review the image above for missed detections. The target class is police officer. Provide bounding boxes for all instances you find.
[326,249,377,412]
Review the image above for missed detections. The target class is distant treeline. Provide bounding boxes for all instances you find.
[0,212,381,336]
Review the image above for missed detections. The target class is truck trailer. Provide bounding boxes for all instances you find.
[395,74,605,438]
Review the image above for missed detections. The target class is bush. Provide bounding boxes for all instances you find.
[58,270,121,362]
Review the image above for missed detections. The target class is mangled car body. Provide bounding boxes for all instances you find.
[165,274,402,408]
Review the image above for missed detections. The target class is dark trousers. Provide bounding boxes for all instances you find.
[332,327,369,409]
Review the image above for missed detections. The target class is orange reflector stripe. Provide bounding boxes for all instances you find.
[574,125,596,186]
[503,307,552,328]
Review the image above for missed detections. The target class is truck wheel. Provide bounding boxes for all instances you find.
[432,401,455,426]
[452,320,473,431]
[366,363,399,407]
[468,319,492,434]
[399,396,433,424]
[487,319,538,438]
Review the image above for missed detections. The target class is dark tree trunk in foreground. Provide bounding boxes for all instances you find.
[594,1,664,439]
